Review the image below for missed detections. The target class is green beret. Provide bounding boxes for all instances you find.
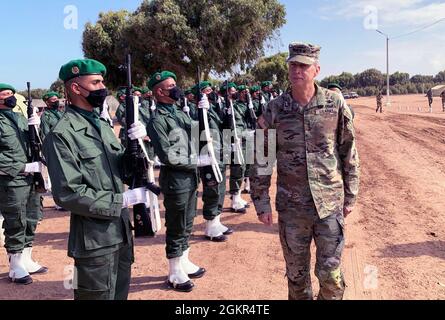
[141,87,150,94]
[192,81,212,95]
[147,71,177,90]
[59,59,107,83]
[132,86,142,93]
[327,83,342,91]
[0,83,16,94]
[220,82,237,93]
[184,89,193,96]
[237,85,248,92]
[42,91,61,101]
[250,85,261,94]
[261,81,272,88]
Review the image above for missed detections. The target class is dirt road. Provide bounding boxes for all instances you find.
[0,94,444,300]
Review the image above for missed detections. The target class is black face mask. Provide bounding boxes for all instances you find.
[77,84,108,109]
[3,96,17,108]
[50,101,59,109]
[232,92,239,100]
[208,91,218,104]
[166,86,183,102]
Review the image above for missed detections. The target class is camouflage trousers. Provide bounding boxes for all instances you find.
[376,103,382,113]
[278,205,346,300]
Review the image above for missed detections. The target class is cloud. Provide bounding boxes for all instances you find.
[321,0,445,27]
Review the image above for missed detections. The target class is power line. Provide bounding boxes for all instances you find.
[391,17,445,39]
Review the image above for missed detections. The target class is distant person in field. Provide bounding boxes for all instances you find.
[440,90,445,112]
[426,89,433,110]
[376,91,383,113]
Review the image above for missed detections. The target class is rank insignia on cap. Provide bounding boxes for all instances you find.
[72,66,80,75]
[156,74,161,81]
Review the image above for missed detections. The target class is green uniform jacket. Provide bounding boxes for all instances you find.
[148,103,198,195]
[42,106,132,258]
[41,108,63,140]
[251,85,360,219]
[0,110,32,187]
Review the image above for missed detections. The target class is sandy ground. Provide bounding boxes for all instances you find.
[0,94,444,300]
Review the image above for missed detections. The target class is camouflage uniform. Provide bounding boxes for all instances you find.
[376,93,383,113]
[251,84,360,300]
[427,89,433,109]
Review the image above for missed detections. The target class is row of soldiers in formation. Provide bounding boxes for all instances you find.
[1,40,361,301]
[0,64,282,296]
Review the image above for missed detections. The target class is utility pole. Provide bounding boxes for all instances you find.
[376,30,391,107]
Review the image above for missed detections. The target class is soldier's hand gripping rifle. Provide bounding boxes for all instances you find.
[26,82,47,194]
[122,54,161,237]
[223,81,244,165]
[196,67,223,184]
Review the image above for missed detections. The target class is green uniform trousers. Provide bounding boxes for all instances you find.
[164,190,197,259]
[229,163,245,194]
[0,185,41,253]
[201,165,226,220]
[278,202,346,300]
[73,242,133,300]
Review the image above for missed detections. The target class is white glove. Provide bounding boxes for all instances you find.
[248,100,255,110]
[25,162,42,173]
[197,154,213,167]
[183,105,190,113]
[28,113,41,127]
[261,96,266,105]
[150,101,157,112]
[122,187,147,208]
[198,94,210,110]
[128,121,147,141]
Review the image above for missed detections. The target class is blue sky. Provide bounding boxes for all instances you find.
[1,0,444,90]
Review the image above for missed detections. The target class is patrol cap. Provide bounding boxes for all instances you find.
[59,59,107,83]
[42,91,61,101]
[287,42,321,65]
[261,81,272,89]
[327,83,342,91]
[147,71,177,90]
[0,83,16,94]
[250,85,261,94]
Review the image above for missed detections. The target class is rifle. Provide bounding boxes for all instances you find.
[196,67,223,184]
[26,82,47,194]
[246,90,257,130]
[122,54,161,237]
[223,80,244,166]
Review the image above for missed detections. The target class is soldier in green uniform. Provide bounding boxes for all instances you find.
[251,43,360,300]
[426,88,433,111]
[115,87,127,144]
[0,83,48,285]
[250,85,264,118]
[229,85,251,212]
[261,81,274,103]
[191,81,233,242]
[41,91,63,141]
[147,71,205,293]
[43,59,149,300]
